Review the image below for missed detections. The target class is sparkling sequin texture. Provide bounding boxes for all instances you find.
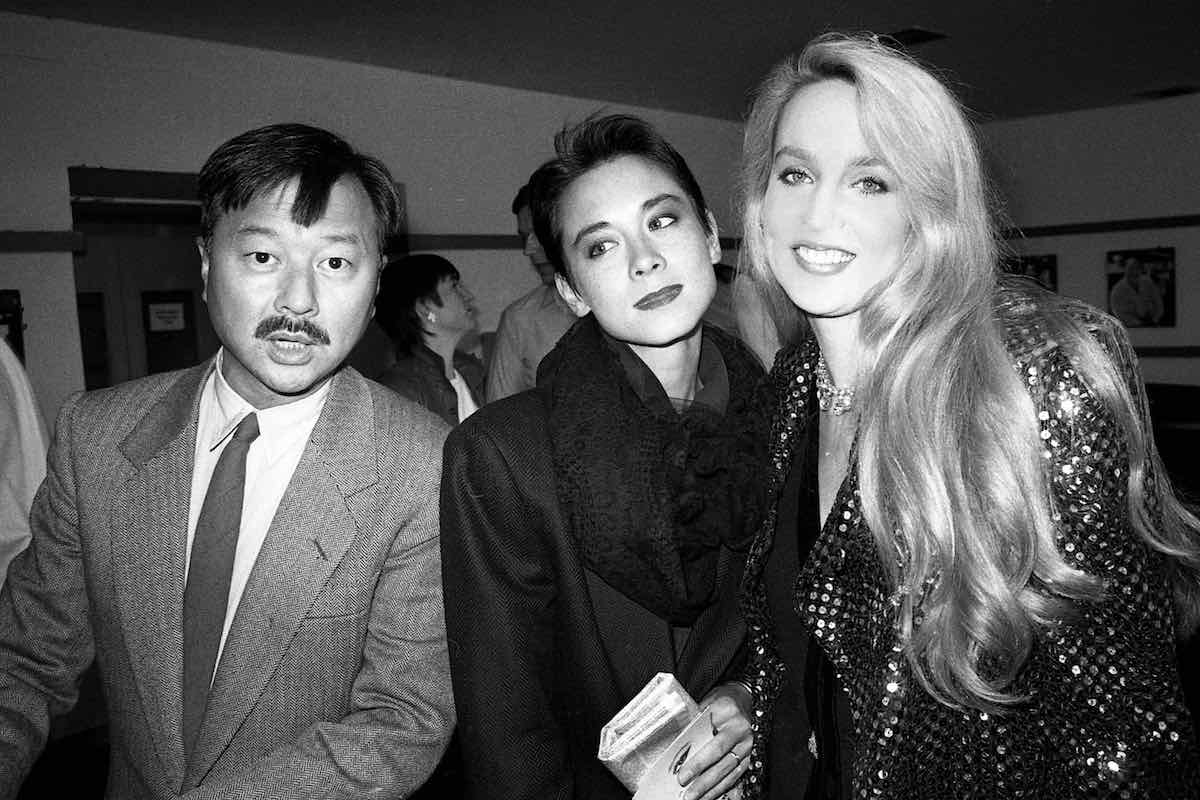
[742,301,1200,798]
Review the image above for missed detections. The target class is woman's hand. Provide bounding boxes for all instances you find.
[676,682,753,800]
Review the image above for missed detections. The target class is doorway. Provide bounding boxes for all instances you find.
[70,169,218,390]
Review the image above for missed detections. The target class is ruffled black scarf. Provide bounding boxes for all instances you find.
[538,314,768,625]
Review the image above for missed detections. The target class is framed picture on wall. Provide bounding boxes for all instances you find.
[1002,253,1058,292]
[1105,246,1176,328]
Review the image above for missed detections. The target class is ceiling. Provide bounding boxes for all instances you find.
[4,0,1199,122]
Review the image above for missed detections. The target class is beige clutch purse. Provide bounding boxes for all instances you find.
[597,673,703,795]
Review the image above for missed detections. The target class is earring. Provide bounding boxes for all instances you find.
[426,312,436,323]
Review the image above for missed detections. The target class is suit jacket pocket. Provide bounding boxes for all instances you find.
[302,591,373,620]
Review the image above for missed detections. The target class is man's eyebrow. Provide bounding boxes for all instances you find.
[321,232,363,246]
[232,226,363,246]
[234,224,280,239]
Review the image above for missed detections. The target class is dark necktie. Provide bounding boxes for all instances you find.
[182,411,259,756]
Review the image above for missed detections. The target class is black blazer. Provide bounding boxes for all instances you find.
[441,390,747,800]
[376,344,485,427]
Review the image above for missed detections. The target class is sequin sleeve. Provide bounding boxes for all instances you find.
[1021,311,1199,797]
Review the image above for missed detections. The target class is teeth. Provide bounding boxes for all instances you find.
[795,245,854,265]
[273,340,310,350]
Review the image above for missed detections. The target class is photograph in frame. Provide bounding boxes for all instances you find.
[1105,246,1176,328]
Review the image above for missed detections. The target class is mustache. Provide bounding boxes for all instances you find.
[253,315,331,345]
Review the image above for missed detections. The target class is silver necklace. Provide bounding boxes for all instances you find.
[814,354,856,416]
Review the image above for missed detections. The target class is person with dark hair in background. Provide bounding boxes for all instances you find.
[0,123,454,799]
[442,113,770,800]
[737,34,1200,798]
[484,182,578,400]
[375,253,484,426]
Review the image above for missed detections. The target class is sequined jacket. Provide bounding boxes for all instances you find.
[740,298,1199,799]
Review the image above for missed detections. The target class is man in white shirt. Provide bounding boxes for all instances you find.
[484,183,577,401]
[0,337,48,590]
[0,124,453,800]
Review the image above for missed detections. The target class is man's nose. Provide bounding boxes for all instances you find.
[276,267,317,316]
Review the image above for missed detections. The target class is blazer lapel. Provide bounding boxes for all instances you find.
[674,546,747,696]
[584,569,675,702]
[183,369,378,784]
[111,362,211,783]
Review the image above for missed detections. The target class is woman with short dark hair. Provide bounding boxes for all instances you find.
[441,114,770,800]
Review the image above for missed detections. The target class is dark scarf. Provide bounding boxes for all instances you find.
[537,314,768,625]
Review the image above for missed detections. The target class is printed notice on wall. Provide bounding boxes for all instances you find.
[147,302,186,332]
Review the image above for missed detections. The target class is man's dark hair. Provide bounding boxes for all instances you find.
[526,114,713,282]
[375,253,460,356]
[198,123,401,253]
[511,183,531,216]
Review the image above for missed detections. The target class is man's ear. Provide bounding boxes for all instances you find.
[705,211,722,264]
[370,263,384,321]
[554,273,591,318]
[196,236,210,303]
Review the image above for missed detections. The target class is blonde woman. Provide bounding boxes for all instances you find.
[735,34,1200,798]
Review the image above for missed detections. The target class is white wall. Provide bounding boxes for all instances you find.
[984,95,1200,227]
[981,95,1200,385]
[0,11,744,424]
[7,10,1197,423]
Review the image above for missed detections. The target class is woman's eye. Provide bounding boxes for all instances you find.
[250,252,273,265]
[648,214,677,231]
[587,241,615,258]
[779,167,812,186]
[323,256,350,271]
[854,176,889,195]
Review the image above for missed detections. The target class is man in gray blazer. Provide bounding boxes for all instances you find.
[0,124,454,799]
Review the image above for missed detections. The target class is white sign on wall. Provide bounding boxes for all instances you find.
[147,302,185,332]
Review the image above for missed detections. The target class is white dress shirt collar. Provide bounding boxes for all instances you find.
[206,349,333,456]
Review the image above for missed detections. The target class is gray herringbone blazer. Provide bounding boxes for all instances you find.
[0,361,454,799]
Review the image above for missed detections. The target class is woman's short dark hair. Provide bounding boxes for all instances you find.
[375,253,460,356]
[527,114,713,281]
[198,123,401,254]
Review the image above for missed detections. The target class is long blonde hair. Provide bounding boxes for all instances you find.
[739,33,1200,711]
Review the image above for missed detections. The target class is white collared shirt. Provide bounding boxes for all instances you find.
[186,350,331,679]
[448,368,479,424]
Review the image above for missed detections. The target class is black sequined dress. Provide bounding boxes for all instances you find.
[760,383,856,799]
[739,297,1200,799]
